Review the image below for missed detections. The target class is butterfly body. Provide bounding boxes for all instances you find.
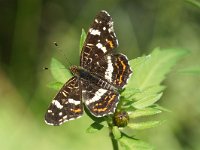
[45,10,132,126]
[70,65,117,91]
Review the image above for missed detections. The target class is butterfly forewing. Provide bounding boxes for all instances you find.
[45,77,83,126]
[80,10,119,70]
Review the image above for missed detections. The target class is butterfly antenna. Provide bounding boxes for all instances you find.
[43,67,49,70]
[53,42,73,67]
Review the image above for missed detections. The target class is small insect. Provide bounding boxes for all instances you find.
[45,10,132,126]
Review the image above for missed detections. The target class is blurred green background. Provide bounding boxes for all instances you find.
[0,0,200,149]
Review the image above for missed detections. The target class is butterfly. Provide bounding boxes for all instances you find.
[45,10,132,126]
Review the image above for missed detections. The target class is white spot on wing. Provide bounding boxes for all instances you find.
[96,43,102,49]
[95,19,99,23]
[45,113,83,126]
[68,98,81,105]
[59,112,63,116]
[116,39,119,46]
[63,115,67,119]
[62,116,82,124]
[62,91,67,97]
[103,27,106,30]
[108,21,113,27]
[52,100,63,109]
[44,120,54,126]
[101,10,110,16]
[89,28,101,36]
[105,55,113,82]
[101,47,107,53]
[86,43,94,46]
[108,21,114,33]
[108,27,114,33]
[85,89,107,105]
[48,110,52,113]
[96,43,107,53]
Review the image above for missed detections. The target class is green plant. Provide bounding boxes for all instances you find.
[47,29,188,150]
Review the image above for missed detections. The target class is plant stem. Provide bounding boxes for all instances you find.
[107,116,119,150]
[109,130,119,150]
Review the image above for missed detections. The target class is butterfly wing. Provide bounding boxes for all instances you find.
[90,53,132,89]
[81,79,119,117]
[45,77,83,126]
[80,10,132,88]
[80,10,118,70]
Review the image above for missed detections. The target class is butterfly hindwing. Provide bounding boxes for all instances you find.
[80,10,118,70]
[82,80,119,117]
[45,77,83,126]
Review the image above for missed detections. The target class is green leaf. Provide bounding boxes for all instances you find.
[141,85,166,94]
[127,120,165,130]
[46,81,63,90]
[151,104,172,112]
[129,107,162,119]
[79,28,86,53]
[123,85,165,102]
[112,126,121,140]
[132,93,163,109]
[121,86,165,109]
[185,0,200,9]
[119,134,154,150]
[50,58,72,83]
[122,48,188,109]
[127,48,189,90]
[86,122,104,133]
[121,88,141,99]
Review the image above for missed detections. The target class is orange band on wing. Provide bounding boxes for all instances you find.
[107,40,114,48]
[93,94,116,112]
[118,58,126,84]
[72,108,82,113]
